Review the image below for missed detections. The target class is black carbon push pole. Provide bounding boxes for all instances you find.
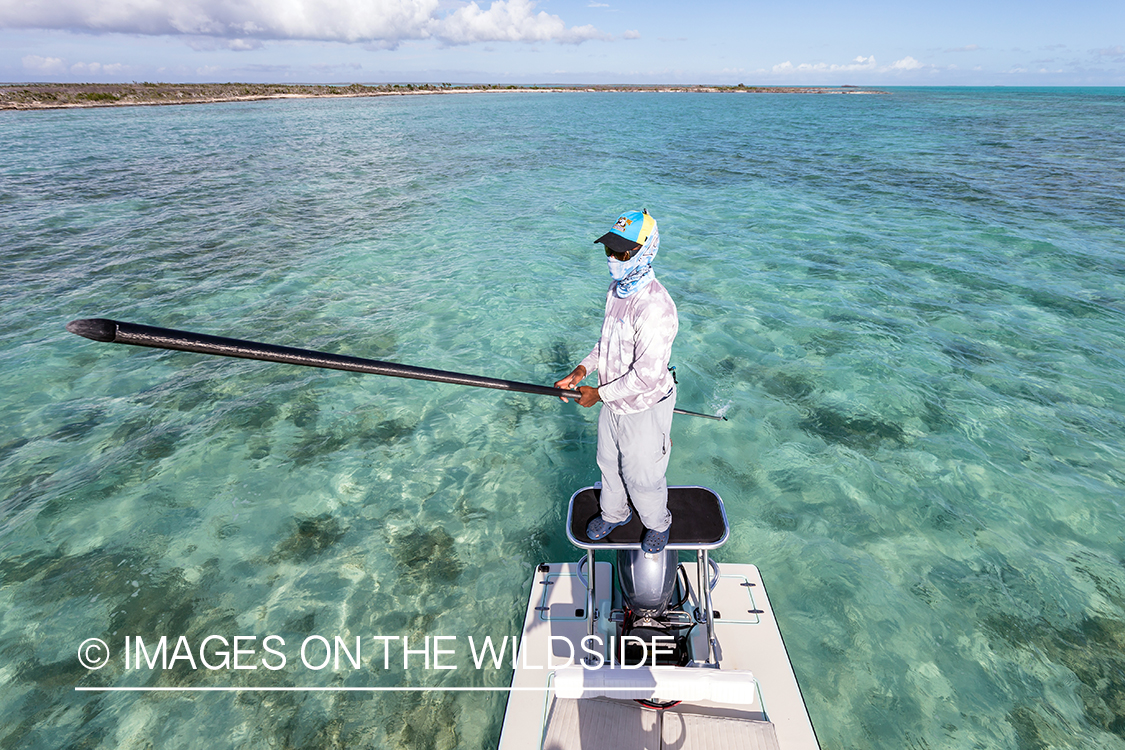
[65,319,727,420]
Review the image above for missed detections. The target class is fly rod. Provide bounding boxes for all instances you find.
[66,319,727,421]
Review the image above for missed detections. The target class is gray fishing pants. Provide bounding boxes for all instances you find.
[595,386,675,533]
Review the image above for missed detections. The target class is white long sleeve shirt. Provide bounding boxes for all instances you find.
[579,279,679,415]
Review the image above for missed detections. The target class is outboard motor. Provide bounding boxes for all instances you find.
[617,548,678,620]
[615,548,693,667]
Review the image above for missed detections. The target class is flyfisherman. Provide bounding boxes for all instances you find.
[555,209,679,553]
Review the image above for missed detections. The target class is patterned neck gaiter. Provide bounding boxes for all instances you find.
[609,227,660,298]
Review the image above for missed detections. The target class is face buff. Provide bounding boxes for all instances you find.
[608,226,660,298]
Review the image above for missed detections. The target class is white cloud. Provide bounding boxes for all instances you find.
[433,0,606,44]
[186,36,263,51]
[771,54,932,76]
[771,55,878,74]
[1096,45,1125,59]
[70,61,129,75]
[22,54,66,73]
[0,0,607,47]
[227,38,262,51]
[23,55,132,76]
[622,29,640,40]
[945,44,980,53]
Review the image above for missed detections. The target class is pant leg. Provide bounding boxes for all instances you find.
[595,404,631,524]
[595,388,676,532]
[617,388,675,532]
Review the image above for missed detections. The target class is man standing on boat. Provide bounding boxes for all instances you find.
[555,209,679,554]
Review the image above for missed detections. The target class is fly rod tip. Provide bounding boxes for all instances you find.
[66,318,118,343]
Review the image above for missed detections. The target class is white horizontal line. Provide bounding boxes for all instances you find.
[75,685,670,694]
[76,686,546,693]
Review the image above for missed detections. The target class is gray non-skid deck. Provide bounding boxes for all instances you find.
[541,696,782,750]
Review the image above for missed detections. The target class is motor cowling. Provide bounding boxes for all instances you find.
[617,548,678,619]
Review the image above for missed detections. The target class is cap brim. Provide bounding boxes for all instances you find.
[595,232,642,255]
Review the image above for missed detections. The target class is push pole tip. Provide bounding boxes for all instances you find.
[66,318,118,342]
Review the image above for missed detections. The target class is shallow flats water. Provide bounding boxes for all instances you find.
[1,88,1124,749]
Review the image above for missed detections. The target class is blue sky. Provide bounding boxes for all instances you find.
[1,0,1122,85]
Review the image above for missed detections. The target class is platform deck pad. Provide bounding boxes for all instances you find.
[567,486,729,549]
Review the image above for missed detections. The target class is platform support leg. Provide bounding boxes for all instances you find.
[585,549,597,663]
[703,550,718,664]
[696,549,718,665]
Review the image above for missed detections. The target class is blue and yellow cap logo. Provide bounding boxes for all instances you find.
[595,209,656,254]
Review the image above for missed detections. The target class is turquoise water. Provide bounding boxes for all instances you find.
[2,87,1124,749]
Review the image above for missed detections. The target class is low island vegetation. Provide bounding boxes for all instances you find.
[1,82,883,110]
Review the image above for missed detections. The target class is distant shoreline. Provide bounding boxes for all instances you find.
[0,82,885,111]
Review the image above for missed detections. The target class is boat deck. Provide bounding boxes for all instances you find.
[497,560,820,750]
